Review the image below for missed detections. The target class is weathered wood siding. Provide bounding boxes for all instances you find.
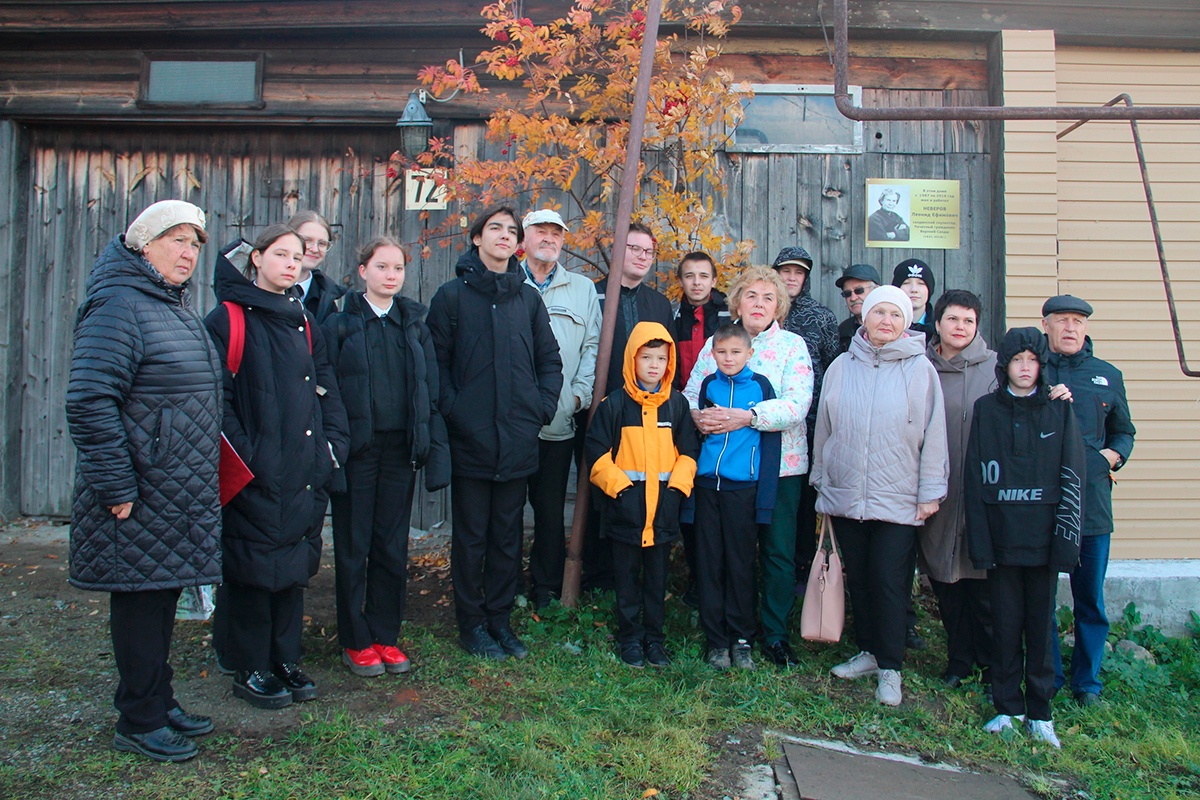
[17,125,457,527]
[1054,46,1200,560]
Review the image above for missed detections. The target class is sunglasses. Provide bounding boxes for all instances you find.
[840,286,870,298]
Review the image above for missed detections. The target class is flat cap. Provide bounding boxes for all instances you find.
[1041,294,1093,318]
[836,263,883,289]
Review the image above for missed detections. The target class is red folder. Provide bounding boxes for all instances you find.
[219,432,254,506]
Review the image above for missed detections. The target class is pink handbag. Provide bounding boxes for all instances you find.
[800,515,845,643]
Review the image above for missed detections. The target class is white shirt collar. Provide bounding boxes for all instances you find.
[364,294,392,318]
[297,274,314,300]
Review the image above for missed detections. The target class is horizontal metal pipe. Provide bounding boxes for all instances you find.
[832,0,1200,122]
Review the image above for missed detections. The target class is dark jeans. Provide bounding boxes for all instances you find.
[1053,533,1110,695]
[760,475,802,644]
[611,540,670,646]
[990,564,1058,720]
[222,583,305,672]
[110,588,182,735]
[526,438,575,603]
[835,517,916,671]
[930,577,993,682]
[451,475,526,633]
[331,431,418,650]
[695,486,758,649]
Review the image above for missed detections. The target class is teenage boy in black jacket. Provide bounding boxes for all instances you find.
[965,327,1084,750]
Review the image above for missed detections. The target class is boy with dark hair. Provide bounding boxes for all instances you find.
[965,327,1085,749]
[587,322,699,668]
[691,324,781,670]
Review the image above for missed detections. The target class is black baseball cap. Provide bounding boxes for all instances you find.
[836,263,882,289]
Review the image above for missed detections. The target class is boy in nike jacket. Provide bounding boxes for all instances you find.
[587,322,699,669]
[692,324,781,670]
[965,327,1085,748]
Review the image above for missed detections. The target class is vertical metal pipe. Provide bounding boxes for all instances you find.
[561,0,664,607]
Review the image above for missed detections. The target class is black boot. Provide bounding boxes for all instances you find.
[166,706,214,737]
[273,662,318,702]
[232,670,293,709]
[113,726,198,762]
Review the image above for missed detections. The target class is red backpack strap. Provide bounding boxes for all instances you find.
[223,301,245,376]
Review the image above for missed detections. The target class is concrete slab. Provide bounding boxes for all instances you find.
[778,738,1035,800]
[1058,559,1200,636]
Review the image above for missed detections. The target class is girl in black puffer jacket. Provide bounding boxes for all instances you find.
[322,236,449,678]
[205,225,349,710]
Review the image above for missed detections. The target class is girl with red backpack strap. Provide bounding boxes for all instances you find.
[204,224,350,710]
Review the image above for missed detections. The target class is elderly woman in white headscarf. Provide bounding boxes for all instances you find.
[810,285,948,707]
[67,200,223,762]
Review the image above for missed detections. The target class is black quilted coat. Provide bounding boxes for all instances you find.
[67,236,223,592]
[205,242,350,592]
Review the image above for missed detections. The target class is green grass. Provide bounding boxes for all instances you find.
[2,595,1199,799]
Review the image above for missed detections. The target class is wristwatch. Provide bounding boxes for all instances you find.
[749,408,758,428]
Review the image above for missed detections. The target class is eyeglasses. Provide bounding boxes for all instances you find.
[841,286,870,298]
[302,237,332,253]
[625,243,655,259]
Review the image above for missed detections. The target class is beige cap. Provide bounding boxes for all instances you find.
[125,200,207,251]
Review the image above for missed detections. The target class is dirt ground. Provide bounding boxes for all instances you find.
[0,517,766,797]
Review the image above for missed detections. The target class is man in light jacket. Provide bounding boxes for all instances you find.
[521,209,601,608]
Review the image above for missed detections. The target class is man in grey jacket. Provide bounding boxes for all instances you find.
[521,209,601,607]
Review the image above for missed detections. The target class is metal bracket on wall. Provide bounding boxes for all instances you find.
[1058,96,1199,378]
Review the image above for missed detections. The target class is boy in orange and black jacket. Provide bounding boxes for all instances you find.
[587,321,699,669]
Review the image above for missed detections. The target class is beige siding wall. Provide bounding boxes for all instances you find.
[1053,46,1200,559]
[1001,30,1060,325]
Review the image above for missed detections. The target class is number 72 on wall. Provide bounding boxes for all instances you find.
[404,168,448,210]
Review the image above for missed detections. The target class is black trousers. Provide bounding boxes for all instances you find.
[835,517,916,671]
[793,473,819,573]
[611,540,670,646]
[526,438,575,603]
[990,564,1058,721]
[331,431,418,650]
[223,583,305,671]
[451,475,526,633]
[110,588,182,735]
[695,486,758,649]
[930,576,994,682]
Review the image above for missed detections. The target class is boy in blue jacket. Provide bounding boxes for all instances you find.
[692,325,781,670]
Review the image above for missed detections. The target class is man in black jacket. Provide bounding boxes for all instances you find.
[1041,294,1136,707]
[835,263,881,354]
[427,205,563,661]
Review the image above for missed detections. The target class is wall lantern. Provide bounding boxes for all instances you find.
[396,90,434,158]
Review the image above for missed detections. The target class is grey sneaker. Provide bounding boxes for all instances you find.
[875,669,903,706]
[1026,718,1062,749]
[706,648,731,670]
[731,639,756,670]
[831,650,878,679]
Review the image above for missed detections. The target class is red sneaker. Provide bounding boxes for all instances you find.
[372,643,411,674]
[342,647,385,677]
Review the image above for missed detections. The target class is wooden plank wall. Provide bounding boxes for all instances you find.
[0,120,28,521]
[17,125,457,527]
[15,84,995,520]
[1054,47,1200,560]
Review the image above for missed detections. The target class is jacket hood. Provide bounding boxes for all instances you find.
[84,236,188,305]
[996,326,1049,395]
[212,239,306,321]
[849,327,927,363]
[622,320,676,408]
[454,245,525,301]
[927,331,992,373]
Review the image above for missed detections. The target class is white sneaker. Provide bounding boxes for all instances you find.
[875,669,902,706]
[983,714,1024,733]
[831,651,879,679]
[1026,718,1062,749]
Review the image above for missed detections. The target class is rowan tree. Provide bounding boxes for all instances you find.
[411,0,753,288]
